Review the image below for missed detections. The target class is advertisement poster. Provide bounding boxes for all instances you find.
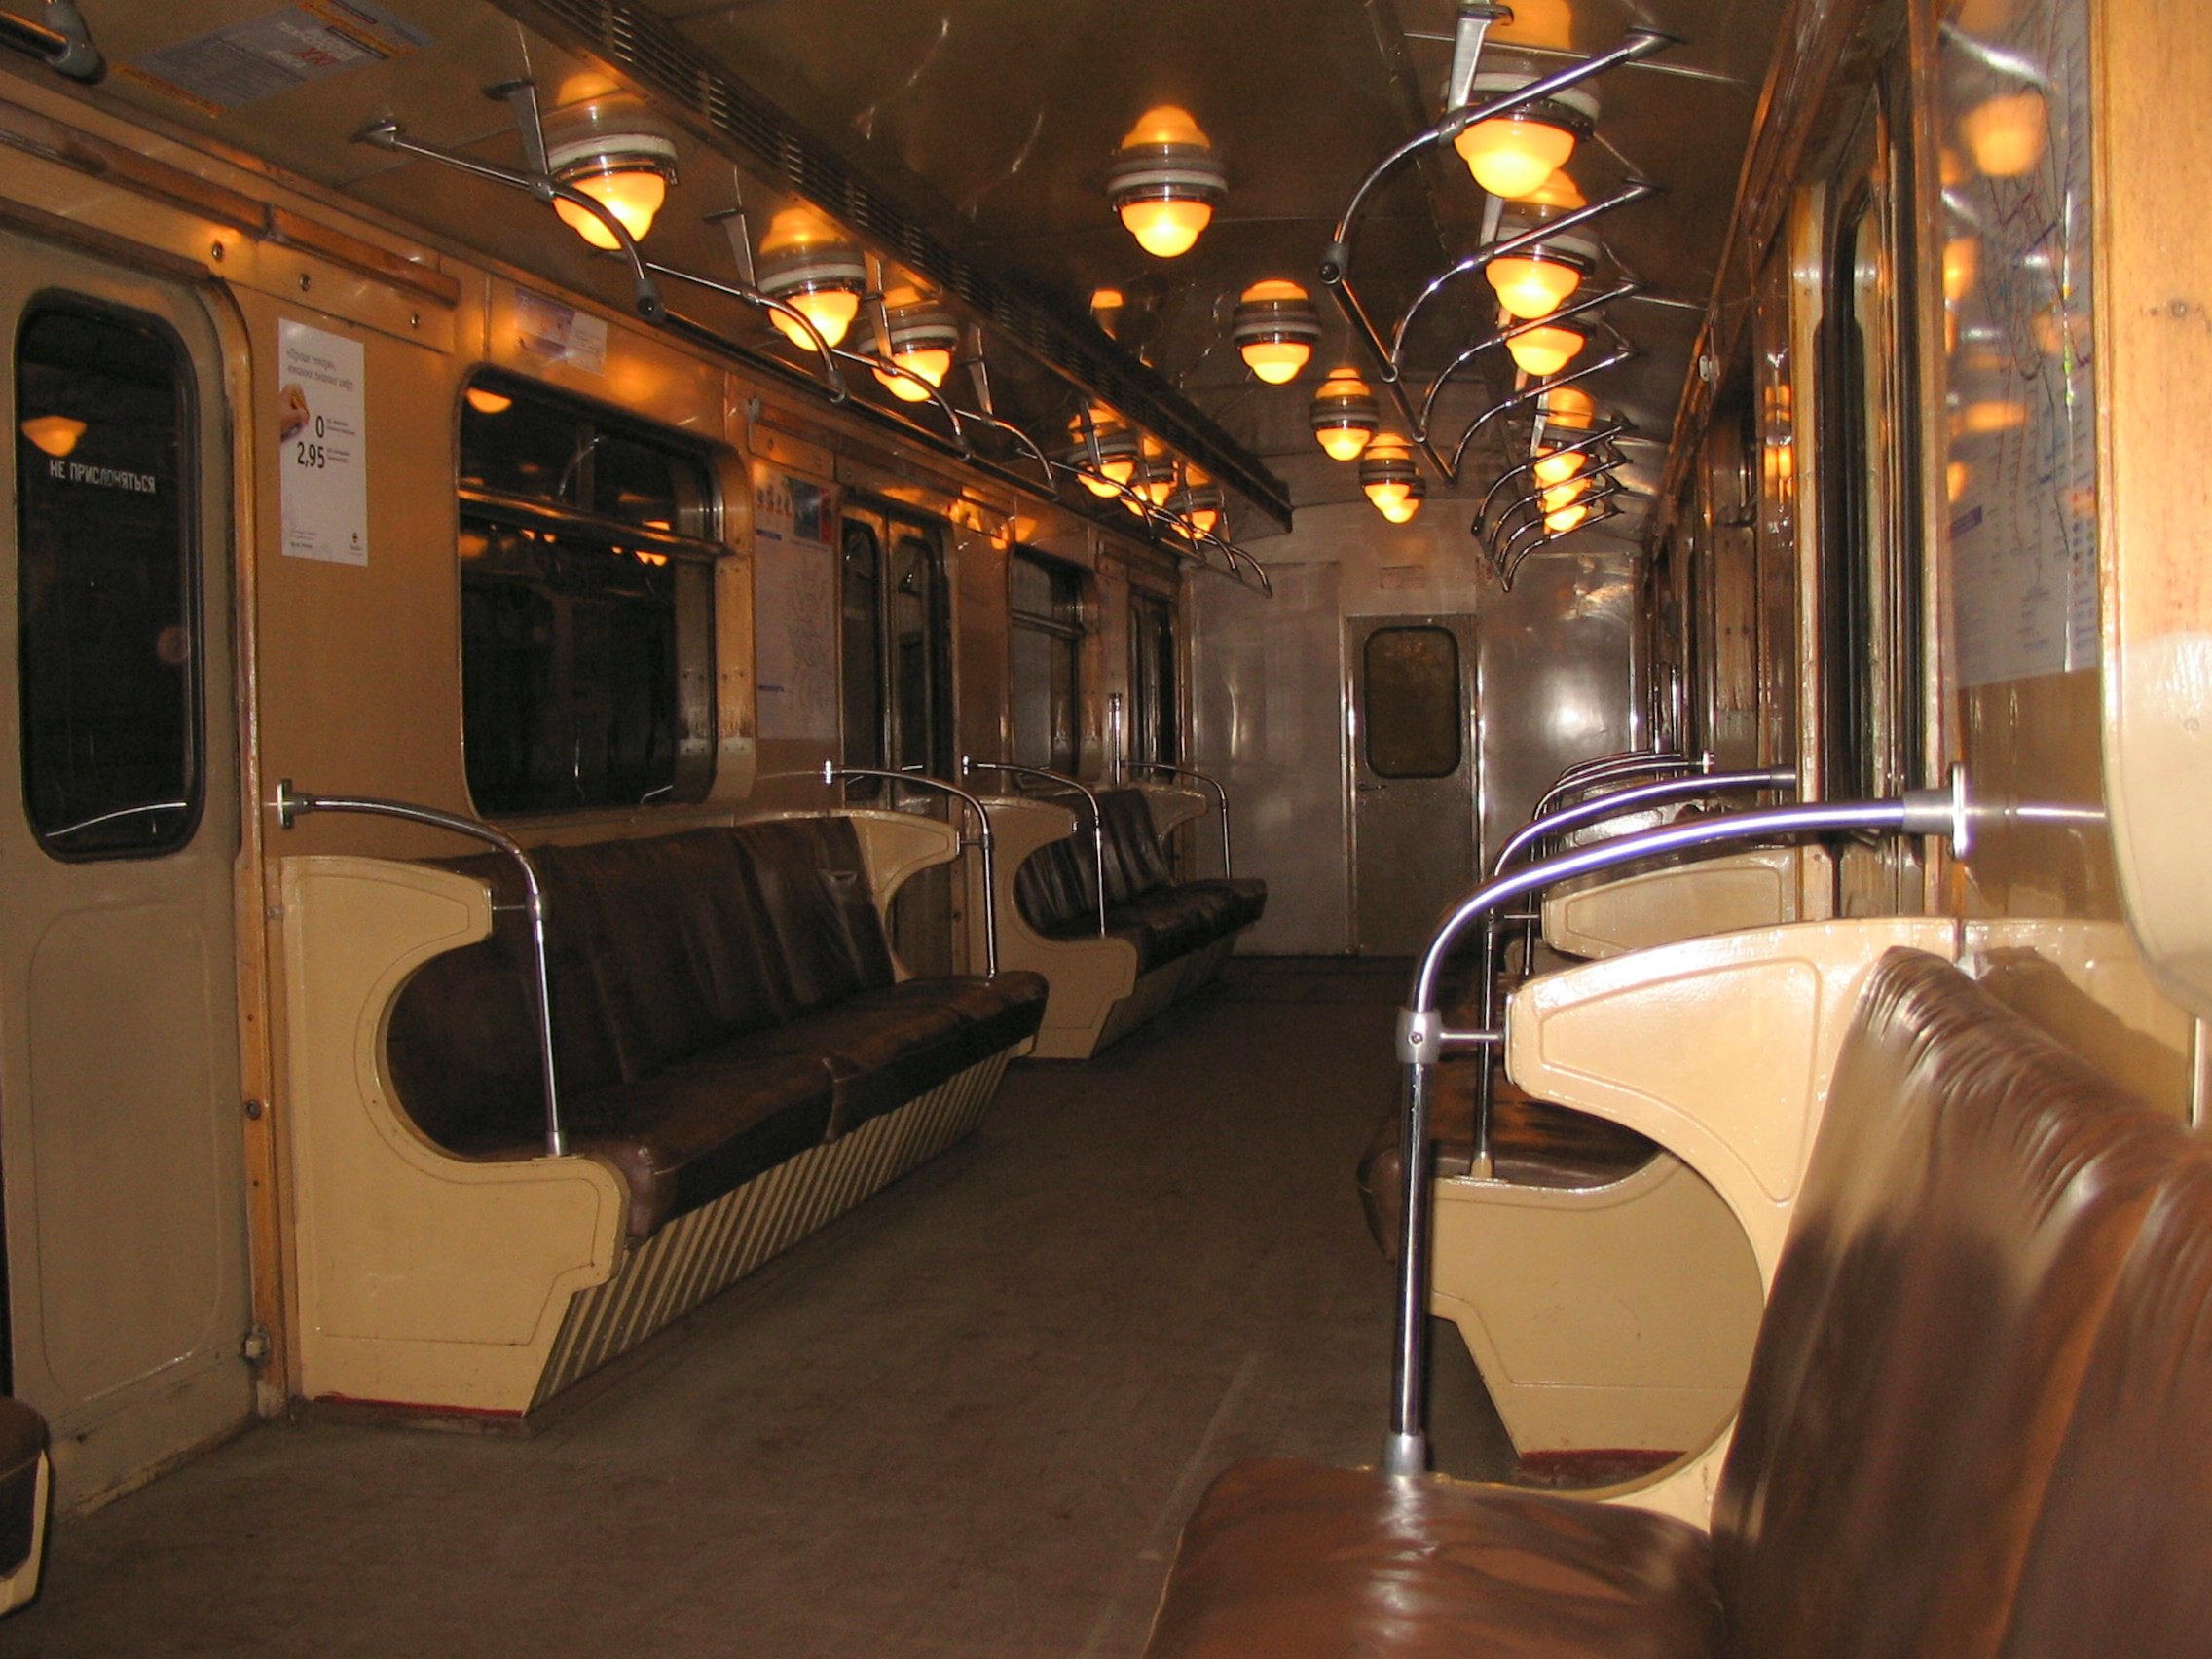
[277,320,368,565]
[752,461,837,740]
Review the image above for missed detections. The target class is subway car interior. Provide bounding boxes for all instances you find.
[0,0,2202,1651]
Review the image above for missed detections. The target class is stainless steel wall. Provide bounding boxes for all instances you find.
[1195,498,1639,954]
[1475,552,1641,864]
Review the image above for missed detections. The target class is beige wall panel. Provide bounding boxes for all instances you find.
[1544,848,1807,959]
[237,287,474,858]
[2093,0,2212,1018]
[1506,917,1961,1280]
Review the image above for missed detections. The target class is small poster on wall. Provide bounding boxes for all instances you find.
[276,320,368,565]
[752,461,838,740]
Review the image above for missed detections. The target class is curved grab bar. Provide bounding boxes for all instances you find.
[1127,762,1234,877]
[1550,747,1692,792]
[1448,349,1637,479]
[1499,501,1631,585]
[274,781,567,1158]
[1379,770,1975,1477]
[1321,29,1676,280]
[819,763,1000,977]
[962,758,1109,935]
[1493,766,1799,880]
[353,115,665,325]
[1473,422,1631,532]
[1420,298,1641,446]
[1470,767,1801,1170]
[1531,751,1714,819]
[1389,190,1659,374]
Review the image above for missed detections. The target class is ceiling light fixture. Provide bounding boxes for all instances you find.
[1168,468,1224,535]
[1378,475,1425,524]
[543,96,679,250]
[1133,436,1178,506]
[1538,385,1597,430]
[1532,445,1588,486]
[18,414,85,457]
[1959,89,2048,178]
[874,297,961,402]
[1108,106,1228,259]
[1360,434,1419,514]
[1454,74,1598,201]
[1540,475,1592,512]
[1066,409,1139,498]
[1486,231,1597,319]
[1309,366,1380,461]
[1505,316,1589,377]
[756,204,868,350]
[1232,280,1321,385]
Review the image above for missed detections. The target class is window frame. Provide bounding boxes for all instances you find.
[1008,546,1088,775]
[1127,583,1179,770]
[455,369,722,818]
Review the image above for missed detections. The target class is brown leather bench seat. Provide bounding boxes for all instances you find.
[1355,1058,1661,1257]
[1014,788,1265,972]
[387,818,1048,1240]
[1142,950,2212,1657]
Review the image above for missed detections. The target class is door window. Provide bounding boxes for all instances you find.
[1363,625,1462,779]
[18,301,199,858]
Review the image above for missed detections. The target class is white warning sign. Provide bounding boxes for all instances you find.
[277,320,368,566]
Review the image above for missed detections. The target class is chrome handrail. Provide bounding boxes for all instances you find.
[274,781,567,1158]
[817,763,1001,977]
[1381,771,1974,1477]
[1530,751,1713,818]
[1493,766,1798,878]
[1127,762,1235,878]
[1551,746,1689,789]
[1470,767,1800,1173]
[962,758,1109,935]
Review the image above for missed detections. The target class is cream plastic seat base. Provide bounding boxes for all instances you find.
[973,785,1237,1060]
[1423,916,1963,1524]
[1541,845,1825,960]
[279,814,1010,1417]
[1430,1150,1760,1463]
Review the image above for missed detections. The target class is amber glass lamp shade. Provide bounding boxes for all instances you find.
[1109,106,1228,259]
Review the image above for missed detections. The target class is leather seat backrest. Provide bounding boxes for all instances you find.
[385,848,626,1149]
[1991,1149,2212,1658]
[1711,949,2194,1659]
[387,819,886,1150]
[1099,790,1175,903]
[728,816,897,1011]
[1014,823,1099,935]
